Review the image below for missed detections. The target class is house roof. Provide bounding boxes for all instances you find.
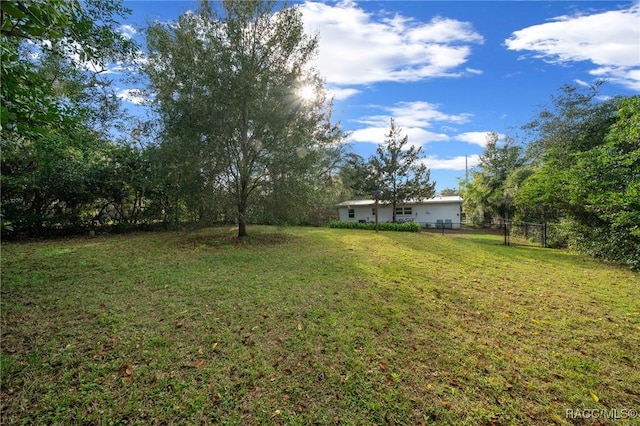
[336,196,463,207]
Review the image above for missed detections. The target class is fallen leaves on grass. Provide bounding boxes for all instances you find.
[549,413,564,424]
[119,363,133,382]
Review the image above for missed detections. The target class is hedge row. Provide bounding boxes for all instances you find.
[328,221,420,232]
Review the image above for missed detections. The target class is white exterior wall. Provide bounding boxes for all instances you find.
[338,205,377,222]
[338,205,394,222]
[337,201,461,228]
[413,203,461,228]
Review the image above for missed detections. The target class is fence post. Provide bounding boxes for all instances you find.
[504,222,509,246]
[542,222,547,248]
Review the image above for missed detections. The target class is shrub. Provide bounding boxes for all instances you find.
[328,221,420,232]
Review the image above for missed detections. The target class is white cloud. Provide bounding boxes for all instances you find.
[103,51,148,76]
[421,154,480,171]
[118,24,138,39]
[348,101,472,146]
[574,79,591,88]
[116,88,148,105]
[466,68,483,75]
[404,127,450,146]
[454,131,500,148]
[348,126,448,146]
[356,101,472,128]
[389,101,472,127]
[103,64,128,75]
[590,66,640,91]
[299,1,483,86]
[348,127,388,144]
[405,16,484,44]
[505,4,640,91]
[326,87,361,100]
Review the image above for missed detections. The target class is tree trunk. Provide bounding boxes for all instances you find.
[238,217,247,238]
[392,199,397,223]
[238,88,250,239]
[237,201,247,238]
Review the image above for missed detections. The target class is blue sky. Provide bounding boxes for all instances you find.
[116,1,640,192]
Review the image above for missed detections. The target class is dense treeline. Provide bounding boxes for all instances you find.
[1,1,637,269]
[1,0,142,237]
[463,85,639,269]
[1,0,345,239]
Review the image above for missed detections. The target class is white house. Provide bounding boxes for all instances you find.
[336,196,463,229]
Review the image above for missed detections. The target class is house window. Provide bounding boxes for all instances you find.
[372,208,376,216]
[395,207,412,215]
[348,208,355,218]
[404,207,412,215]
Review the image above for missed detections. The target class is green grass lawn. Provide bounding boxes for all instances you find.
[1,226,639,425]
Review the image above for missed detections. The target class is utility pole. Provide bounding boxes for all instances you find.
[465,155,468,184]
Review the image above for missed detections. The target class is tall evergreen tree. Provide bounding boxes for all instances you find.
[369,118,435,222]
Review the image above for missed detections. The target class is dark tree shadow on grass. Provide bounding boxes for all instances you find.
[179,227,299,250]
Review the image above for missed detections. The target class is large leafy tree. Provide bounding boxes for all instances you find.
[1,0,136,134]
[462,132,525,223]
[515,84,638,268]
[369,118,435,222]
[563,97,639,268]
[523,83,619,163]
[518,85,624,220]
[1,0,140,235]
[145,0,342,237]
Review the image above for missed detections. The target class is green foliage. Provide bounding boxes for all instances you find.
[519,87,638,269]
[461,132,524,224]
[0,129,165,236]
[339,153,379,198]
[514,161,565,223]
[1,129,105,234]
[145,0,343,237]
[464,84,638,269]
[329,220,420,232]
[562,97,640,268]
[523,83,619,161]
[369,118,436,222]
[0,0,137,135]
[0,0,145,237]
[94,143,158,226]
[0,214,15,233]
[438,188,460,196]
